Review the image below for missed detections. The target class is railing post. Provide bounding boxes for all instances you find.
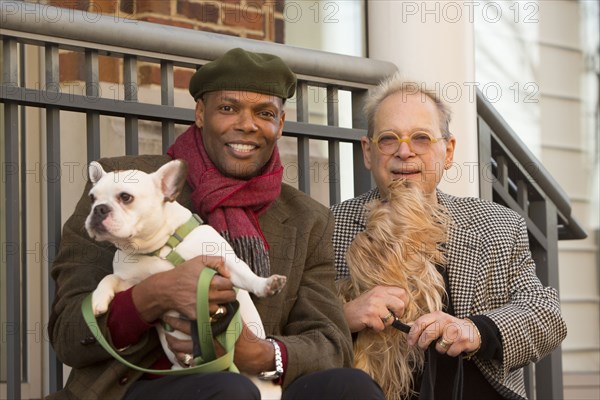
[85,49,101,163]
[477,116,493,202]
[161,60,175,151]
[351,90,371,195]
[327,87,341,205]
[46,42,64,394]
[296,81,311,195]
[124,55,139,155]
[531,199,564,399]
[3,36,22,400]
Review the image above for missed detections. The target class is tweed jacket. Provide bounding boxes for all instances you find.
[48,155,352,400]
[331,188,567,399]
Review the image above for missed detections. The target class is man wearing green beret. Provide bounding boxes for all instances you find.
[48,48,384,399]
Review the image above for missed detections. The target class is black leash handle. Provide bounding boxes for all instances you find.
[391,317,411,333]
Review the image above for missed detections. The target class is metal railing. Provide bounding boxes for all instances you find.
[0,1,585,399]
[477,93,586,399]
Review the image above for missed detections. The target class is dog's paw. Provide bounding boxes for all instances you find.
[92,302,109,316]
[91,291,113,316]
[262,274,287,297]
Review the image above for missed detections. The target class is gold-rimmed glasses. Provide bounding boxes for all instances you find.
[371,130,445,155]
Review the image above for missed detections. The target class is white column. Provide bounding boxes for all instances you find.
[367,0,479,197]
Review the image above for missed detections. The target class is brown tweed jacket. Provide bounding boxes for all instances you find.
[47,155,352,400]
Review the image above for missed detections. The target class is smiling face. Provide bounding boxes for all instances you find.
[195,90,285,179]
[361,92,456,201]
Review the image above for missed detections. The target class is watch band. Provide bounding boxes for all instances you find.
[258,338,284,381]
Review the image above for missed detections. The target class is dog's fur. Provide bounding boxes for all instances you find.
[84,160,286,397]
[339,180,449,399]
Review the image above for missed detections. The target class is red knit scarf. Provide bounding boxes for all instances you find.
[167,124,283,277]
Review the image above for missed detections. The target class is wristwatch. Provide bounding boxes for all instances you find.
[258,338,284,381]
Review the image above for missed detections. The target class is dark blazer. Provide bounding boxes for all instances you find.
[331,188,567,399]
[48,155,352,400]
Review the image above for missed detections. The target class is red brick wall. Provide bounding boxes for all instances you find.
[48,0,286,86]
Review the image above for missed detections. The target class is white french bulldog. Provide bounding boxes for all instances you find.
[85,159,284,398]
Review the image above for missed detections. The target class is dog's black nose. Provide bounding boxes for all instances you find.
[93,204,110,218]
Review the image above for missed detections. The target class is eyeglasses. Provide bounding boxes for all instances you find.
[371,130,445,155]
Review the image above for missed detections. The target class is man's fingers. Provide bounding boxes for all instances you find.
[386,299,406,320]
[200,255,230,278]
[208,276,236,304]
[406,311,477,357]
[164,331,194,354]
[162,315,192,335]
[406,312,441,347]
[210,274,234,291]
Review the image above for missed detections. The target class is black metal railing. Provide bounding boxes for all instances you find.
[477,91,586,399]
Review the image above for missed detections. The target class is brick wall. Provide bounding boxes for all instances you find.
[48,0,286,86]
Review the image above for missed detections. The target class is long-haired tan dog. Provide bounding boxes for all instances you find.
[340,179,449,399]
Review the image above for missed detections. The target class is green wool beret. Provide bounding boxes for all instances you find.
[189,48,297,101]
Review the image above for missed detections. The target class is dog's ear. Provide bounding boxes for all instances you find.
[155,160,188,202]
[88,161,106,185]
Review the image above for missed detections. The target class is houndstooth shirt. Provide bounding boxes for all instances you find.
[331,188,567,400]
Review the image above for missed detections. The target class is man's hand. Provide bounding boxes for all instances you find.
[229,323,275,375]
[132,255,236,323]
[162,317,275,374]
[343,285,408,333]
[406,311,481,357]
[161,315,194,367]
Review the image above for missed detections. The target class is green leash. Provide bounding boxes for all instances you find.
[149,214,204,266]
[81,267,241,374]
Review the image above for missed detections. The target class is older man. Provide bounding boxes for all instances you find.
[332,76,566,399]
[49,48,383,400]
